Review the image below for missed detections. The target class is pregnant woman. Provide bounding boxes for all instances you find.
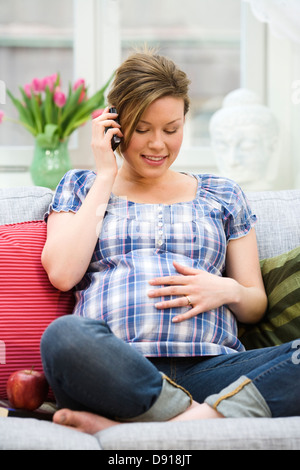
[40,49,300,434]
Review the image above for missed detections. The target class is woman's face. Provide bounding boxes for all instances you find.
[121,96,185,180]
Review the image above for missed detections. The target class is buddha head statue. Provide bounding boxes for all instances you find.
[209,88,279,189]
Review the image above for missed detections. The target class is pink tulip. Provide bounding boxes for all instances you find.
[73,78,85,90]
[0,110,4,124]
[78,89,86,103]
[73,78,87,103]
[50,73,58,84]
[41,77,53,92]
[31,78,43,93]
[41,74,59,92]
[54,89,66,108]
[24,84,32,98]
[92,108,104,119]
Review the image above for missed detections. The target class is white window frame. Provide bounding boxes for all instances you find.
[0,0,121,174]
[174,2,267,174]
[0,0,266,176]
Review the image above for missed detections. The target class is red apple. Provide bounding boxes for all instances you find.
[6,369,49,411]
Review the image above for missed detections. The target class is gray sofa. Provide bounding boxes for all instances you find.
[0,183,300,450]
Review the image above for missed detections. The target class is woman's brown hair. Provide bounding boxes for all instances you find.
[107,49,190,153]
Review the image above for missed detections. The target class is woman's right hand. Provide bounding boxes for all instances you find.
[91,106,123,176]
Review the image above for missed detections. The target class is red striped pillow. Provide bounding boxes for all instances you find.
[0,221,75,400]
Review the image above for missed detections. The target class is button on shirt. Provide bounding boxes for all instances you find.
[46,170,257,357]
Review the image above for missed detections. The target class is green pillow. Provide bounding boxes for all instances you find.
[238,246,300,350]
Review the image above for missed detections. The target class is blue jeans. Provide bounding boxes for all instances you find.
[40,315,300,421]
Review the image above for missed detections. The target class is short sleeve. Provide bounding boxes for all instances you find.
[222,180,257,241]
[199,174,257,242]
[44,169,96,221]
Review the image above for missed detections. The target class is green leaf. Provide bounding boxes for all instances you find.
[6,89,38,136]
[61,73,113,138]
[18,87,36,126]
[35,123,60,149]
[73,74,113,122]
[60,85,83,126]
[30,94,43,134]
[44,86,54,124]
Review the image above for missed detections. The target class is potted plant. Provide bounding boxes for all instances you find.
[0,73,112,189]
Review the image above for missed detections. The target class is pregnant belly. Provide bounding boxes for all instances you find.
[77,250,197,337]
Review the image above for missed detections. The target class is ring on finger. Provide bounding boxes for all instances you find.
[185,295,193,307]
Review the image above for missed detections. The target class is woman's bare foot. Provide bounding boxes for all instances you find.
[53,401,223,435]
[171,402,224,421]
[53,408,120,434]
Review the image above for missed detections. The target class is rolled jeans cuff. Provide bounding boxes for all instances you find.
[204,375,272,418]
[120,374,192,423]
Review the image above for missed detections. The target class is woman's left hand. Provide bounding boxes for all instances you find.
[148,261,235,323]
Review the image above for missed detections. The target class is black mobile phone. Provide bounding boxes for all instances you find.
[0,406,53,421]
[105,107,121,151]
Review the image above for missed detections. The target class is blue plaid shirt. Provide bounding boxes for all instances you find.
[46,169,256,357]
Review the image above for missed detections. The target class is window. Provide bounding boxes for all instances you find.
[0,0,266,179]
[121,0,241,145]
[0,0,74,147]
[0,0,120,175]
[119,0,241,171]
[0,0,74,175]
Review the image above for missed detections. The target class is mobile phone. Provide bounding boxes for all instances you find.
[0,406,53,421]
[105,107,122,151]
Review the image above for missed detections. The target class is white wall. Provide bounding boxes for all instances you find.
[241,0,300,190]
[266,32,300,189]
[1,0,300,190]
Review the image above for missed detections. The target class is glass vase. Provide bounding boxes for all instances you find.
[30,140,71,190]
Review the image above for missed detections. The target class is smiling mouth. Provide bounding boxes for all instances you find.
[142,155,167,161]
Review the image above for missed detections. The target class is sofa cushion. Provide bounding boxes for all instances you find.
[247,190,300,259]
[239,246,300,349]
[0,221,74,400]
[0,417,101,450]
[98,417,300,450]
[0,186,53,225]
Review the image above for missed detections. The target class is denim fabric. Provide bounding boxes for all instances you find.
[150,340,300,418]
[124,375,192,422]
[204,376,272,417]
[41,315,300,420]
[40,316,191,421]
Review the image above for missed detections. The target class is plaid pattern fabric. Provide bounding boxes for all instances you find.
[46,170,256,357]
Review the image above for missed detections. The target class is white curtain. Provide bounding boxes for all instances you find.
[243,0,300,44]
